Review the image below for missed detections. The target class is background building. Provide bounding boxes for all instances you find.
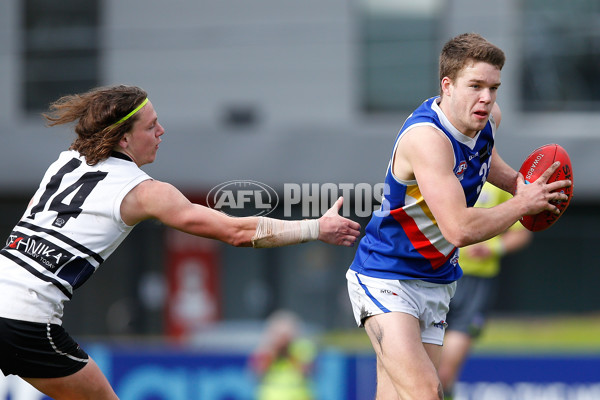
[0,0,599,338]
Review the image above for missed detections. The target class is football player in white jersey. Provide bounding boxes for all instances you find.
[0,85,360,399]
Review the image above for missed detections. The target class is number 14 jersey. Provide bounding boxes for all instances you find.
[0,150,151,324]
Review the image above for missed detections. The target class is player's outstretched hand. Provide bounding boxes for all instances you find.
[318,197,361,247]
[515,161,572,216]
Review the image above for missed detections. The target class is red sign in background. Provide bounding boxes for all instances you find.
[164,228,221,339]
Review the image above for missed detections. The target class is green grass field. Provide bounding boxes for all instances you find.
[322,314,600,354]
[473,314,600,353]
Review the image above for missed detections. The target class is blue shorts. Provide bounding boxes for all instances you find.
[0,317,88,378]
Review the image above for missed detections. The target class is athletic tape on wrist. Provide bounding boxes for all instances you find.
[251,217,319,248]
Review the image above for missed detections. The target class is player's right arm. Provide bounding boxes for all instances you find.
[394,126,569,247]
[119,179,360,247]
[121,179,258,246]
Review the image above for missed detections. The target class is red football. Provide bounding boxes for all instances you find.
[518,144,573,231]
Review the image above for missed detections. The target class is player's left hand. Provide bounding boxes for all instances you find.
[318,197,361,246]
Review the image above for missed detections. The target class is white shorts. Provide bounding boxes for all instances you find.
[346,270,457,345]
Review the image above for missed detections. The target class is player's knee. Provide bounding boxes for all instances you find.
[423,380,444,400]
[437,381,444,399]
[408,380,443,400]
[419,382,444,400]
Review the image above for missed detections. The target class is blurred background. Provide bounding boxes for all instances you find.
[1,0,599,399]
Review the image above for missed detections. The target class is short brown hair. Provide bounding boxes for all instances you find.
[43,85,148,165]
[439,33,505,94]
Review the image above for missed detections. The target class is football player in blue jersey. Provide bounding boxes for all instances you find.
[346,33,571,400]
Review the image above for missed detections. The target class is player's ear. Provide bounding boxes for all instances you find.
[440,76,452,97]
[118,133,130,149]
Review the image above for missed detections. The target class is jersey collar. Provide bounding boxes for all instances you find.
[111,151,134,162]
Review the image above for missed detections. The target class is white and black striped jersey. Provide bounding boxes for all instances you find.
[0,150,151,324]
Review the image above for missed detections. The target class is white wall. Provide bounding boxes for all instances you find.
[102,0,356,127]
[0,0,598,200]
[0,0,21,123]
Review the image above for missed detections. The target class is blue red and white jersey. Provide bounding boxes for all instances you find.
[349,97,496,283]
